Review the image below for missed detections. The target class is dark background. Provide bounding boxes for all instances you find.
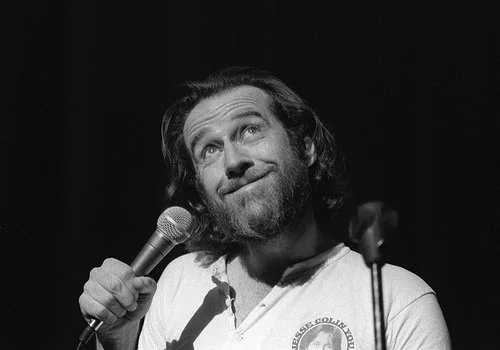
[3,1,498,349]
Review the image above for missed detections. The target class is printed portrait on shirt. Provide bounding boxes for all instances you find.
[299,324,342,350]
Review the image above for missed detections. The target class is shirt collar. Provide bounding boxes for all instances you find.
[209,242,349,281]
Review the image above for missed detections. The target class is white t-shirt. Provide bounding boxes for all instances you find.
[139,243,451,350]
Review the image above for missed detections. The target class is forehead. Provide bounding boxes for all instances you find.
[183,86,273,139]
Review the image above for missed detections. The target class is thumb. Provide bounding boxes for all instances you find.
[125,277,157,322]
[132,276,157,295]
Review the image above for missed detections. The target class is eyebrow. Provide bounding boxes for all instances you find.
[188,110,266,156]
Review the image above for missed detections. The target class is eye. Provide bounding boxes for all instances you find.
[243,125,260,136]
[202,145,219,159]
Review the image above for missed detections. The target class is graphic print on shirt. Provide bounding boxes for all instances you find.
[291,317,355,350]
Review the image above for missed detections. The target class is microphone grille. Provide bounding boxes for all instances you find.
[349,201,398,243]
[157,206,194,244]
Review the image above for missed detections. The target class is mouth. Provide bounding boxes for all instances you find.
[219,169,273,196]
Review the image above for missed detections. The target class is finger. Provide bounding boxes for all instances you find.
[84,280,128,319]
[90,259,135,287]
[131,277,157,295]
[100,258,135,281]
[79,292,118,325]
[92,269,138,311]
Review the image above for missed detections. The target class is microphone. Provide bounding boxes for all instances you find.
[348,201,398,266]
[77,206,194,348]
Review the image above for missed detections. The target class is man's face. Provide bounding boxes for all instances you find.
[307,331,335,350]
[183,86,311,242]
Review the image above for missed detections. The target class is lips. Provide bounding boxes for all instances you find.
[218,167,274,196]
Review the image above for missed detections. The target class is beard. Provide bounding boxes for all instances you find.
[198,143,311,245]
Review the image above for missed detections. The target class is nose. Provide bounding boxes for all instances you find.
[223,143,254,179]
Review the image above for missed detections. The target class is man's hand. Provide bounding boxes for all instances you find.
[78,258,157,348]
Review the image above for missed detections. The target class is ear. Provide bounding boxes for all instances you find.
[304,136,317,167]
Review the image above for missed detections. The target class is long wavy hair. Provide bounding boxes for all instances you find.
[161,67,348,259]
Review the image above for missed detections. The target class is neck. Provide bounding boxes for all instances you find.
[237,210,335,285]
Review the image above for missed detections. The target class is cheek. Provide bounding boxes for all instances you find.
[252,136,288,162]
[198,166,222,196]
[267,130,294,159]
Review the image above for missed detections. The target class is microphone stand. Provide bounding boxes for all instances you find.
[349,202,398,350]
[361,226,387,350]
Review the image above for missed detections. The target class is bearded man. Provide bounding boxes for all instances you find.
[79,67,451,350]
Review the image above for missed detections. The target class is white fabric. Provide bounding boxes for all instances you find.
[139,244,451,350]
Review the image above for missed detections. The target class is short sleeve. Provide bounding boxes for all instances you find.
[386,292,452,350]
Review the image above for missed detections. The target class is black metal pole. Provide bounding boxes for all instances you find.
[371,263,387,350]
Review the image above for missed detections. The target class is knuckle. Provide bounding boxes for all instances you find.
[131,289,140,302]
[102,292,119,309]
[116,308,127,318]
[126,302,138,312]
[89,267,100,279]
[114,284,136,308]
[101,258,134,280]
[107,277,123,293]
[121,294,136,308]
[83,280,95,294]
[126,283,139,298]
[122,268,135,280]
[102,257,118,268]
[116,266,134,281]
[100,294,126,318]
[78,294,88,310]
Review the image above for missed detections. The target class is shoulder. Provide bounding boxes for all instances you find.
[340,248,434,293]
[314,247,451,349]
[336,248,435,319]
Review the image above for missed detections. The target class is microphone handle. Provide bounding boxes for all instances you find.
[78,232,176,347]
[130,231,176,275]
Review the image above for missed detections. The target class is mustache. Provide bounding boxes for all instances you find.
[217,166,275,196]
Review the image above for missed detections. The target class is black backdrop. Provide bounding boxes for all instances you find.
[3,1,498,349]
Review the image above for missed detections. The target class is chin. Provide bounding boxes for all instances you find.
[224,196,280,236]
[244,200,271,218]
[227,183,270,206]
[225,195,271,219]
